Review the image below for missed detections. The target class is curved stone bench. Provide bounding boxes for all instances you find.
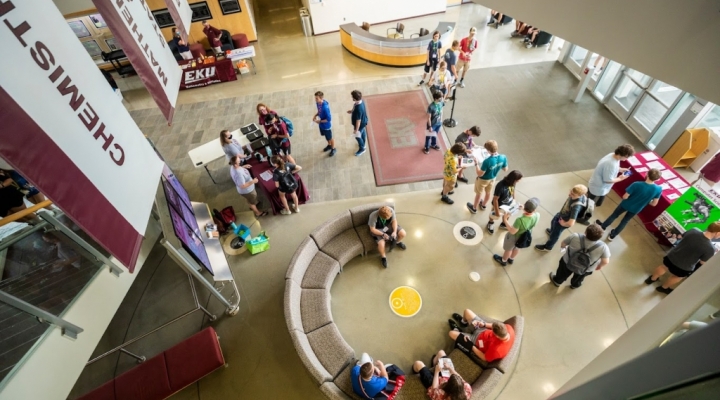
[284,202,524,399]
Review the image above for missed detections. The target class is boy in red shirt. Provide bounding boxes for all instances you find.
[448,308,515,362]
[456,27,478,88]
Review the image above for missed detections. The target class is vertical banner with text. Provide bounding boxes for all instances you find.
[164,0,192,43]
[93,0,180,124]
[0,0,164,271]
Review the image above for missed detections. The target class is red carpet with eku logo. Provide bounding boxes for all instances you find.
[365,90,448,186]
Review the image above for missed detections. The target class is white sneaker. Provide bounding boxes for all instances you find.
[292,204,300,213]
[280,209,291,215]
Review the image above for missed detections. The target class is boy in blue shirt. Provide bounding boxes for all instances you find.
[596,168,662,240]
[424,91,444,154]
[467,140,508,213]
[419,30,442,86]
[351,354,388,399]
[313,91,335,157]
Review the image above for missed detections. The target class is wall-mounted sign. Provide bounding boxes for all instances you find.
[0,0,164,270]
[190,2,213,22]
[93,0,181,124]
[219,0,242,15]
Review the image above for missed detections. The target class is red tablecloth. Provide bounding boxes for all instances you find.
[246,152,309,215]
[179,59,236,90]
[614,150,690,243]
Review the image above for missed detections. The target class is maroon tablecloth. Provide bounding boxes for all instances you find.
[246,152,309,215]
[614,150,690,244]
[179,59,236,90]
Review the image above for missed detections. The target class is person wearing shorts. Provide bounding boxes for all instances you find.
[646,223,720,294]
[229,156,267,218]
[441,143,468,205]
[265,114,296,164]
[418,31,442,86]
[467,140,508,213]
[457,27,477,88]
[411,349,473,399]
[368,206,407,268]
[447,309,515,363]
[271,156,302,215]
[493,197,540,266]
[314,91,336,157]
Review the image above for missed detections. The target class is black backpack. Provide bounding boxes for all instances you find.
[278,166,298,192]
[568,235,603,274]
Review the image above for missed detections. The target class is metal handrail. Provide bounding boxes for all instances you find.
[0,200,53,228]
[0,290,84,339]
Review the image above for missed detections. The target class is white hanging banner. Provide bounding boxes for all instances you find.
[164,0,193,43]
[0,0,164,271]
[93,0,181,124]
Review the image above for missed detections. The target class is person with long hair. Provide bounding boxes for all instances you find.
[486,170,522,234]
[219,129,250,162]
[412,349,472,400]
[229,156,267,218]
[271,155,302,215]
[256,103,279,134]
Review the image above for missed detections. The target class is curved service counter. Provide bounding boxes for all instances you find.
[340,22,456,67]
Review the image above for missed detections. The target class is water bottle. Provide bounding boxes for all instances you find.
[265,145,273,157]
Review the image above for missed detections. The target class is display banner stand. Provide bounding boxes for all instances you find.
[653,180,720,246]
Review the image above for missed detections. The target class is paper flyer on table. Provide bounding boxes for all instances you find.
[635,167,649,173]
[661,170,677,180]
[640,152,659,161]
[646,161,666,170]
[668,178,688,189]
[667,193,680,200]
[259,170,274,181]
[627,156,641,166]
[659,183,670,191]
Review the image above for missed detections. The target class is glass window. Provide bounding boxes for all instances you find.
[627,69,651,87]
[594,61,622,99]
[632,95,667,132]
[613,76,644,111]
[693,104,720,130]
[570,45,588,65]
[649,80,682,107]
[648,93,697,150]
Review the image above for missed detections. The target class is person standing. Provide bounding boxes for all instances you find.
[466,140,508,213]
[441,143,468,205]
[265,114,296,164]
[486,170,522,234]
[457,27,478,88]
[596,168,662,240]
[229,156,267,218]
[535,184,588,251]
[418,31,442,86]
[256,103,279,134]
[201,21,223,54]
[494,197,540,266]
[271,155,302,215]
[581,145,635,221]
[455,126,481,184]
[646,222,720,294]
[172,28,192,60]
[348,90,369,156]
[219,129,250,162]
[424,91,444,154]
[549,224,611,289]
[443,40,459,81]
[313,91,336,157]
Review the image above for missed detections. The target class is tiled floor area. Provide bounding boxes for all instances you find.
[69,2,679,400]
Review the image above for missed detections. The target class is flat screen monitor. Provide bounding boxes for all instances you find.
[168,205,213,274]
[162,164,192,211]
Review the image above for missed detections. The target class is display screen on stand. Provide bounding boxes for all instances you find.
[162,164,193,211]
[167,206,212,274]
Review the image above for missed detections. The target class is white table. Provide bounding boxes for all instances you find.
[188,129,251,184]
[192,202,233,282]
[227,45,257,75]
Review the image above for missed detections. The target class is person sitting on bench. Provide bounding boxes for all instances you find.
[447,308,515,362]
[368,206,407,268]
[352,352,405,399]
[412,349,472,399]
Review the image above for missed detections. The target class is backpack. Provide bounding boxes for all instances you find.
[279,116,294,136]
[568,235,603,274]
[572,197,595,221]
[278,166,298,192]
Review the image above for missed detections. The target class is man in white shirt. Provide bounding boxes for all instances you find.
[580,144,635,224]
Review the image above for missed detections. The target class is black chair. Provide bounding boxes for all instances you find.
[528,31,553,48]
[500,15,514,25]
[410,28,429,38]
[387,23,405,39]
[167,40,183,61]
[220,29,234,52]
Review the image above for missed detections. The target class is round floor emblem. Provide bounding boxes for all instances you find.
[453,221,483,245]
[389,286,422,318]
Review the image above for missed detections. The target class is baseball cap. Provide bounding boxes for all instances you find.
[524,197,540,213]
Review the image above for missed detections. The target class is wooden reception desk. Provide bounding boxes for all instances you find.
[340,22,456,67]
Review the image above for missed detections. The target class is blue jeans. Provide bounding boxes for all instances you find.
[544,214,568,249]
[424,136,437,149]
[600,205,636,236]
[355,127,367,150]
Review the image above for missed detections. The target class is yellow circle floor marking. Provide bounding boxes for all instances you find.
[389,286,422,318]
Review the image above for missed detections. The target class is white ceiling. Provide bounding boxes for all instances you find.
[52,0,95,15]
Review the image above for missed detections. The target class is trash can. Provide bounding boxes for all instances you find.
[299,8,312,37]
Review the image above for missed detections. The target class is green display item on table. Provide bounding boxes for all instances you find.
[246,231,269,255]
[664,185,720,232]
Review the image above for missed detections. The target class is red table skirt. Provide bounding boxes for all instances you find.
[246,155,309,215]
[178,59,236,90]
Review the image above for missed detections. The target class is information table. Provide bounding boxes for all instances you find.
[188,129,250,184]
[614,150,690,240]
[179,58,236,90]
[245,149,310,215]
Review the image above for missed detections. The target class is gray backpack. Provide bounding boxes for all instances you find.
[568,235,603,274]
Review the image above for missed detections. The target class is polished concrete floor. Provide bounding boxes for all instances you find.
[70,2,674,399]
